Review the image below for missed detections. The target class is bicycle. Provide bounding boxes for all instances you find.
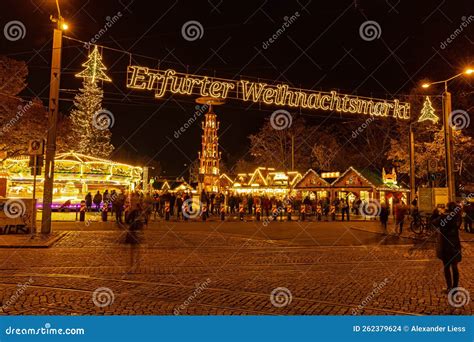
[409,211,436,235]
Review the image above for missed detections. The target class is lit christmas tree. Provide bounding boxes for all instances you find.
[418,96,439,124]
[75,45,112,83]
[69,46,114,158]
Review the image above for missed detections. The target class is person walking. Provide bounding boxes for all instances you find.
[113,191,125,224]
[85,192,92,212]
[93,191,102,212]
[247,195,254,216]
[394,200,407,235]
[434,202,462,294]
[263,196,271,218]
[463,201,473,233]
[380,204,389,235]
[169,193,176,216]
[103,189,110,204]
[176,194,184,220]
[341,198,350,221]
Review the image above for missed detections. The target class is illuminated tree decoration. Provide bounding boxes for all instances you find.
[418,96,439,124]
[69,80,114,159]
[76,45,111,83]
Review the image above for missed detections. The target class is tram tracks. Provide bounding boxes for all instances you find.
[0,274,420,316]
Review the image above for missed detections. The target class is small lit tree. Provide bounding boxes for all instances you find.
[418,96,439,123]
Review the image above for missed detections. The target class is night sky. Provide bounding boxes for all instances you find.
[1,0,473,177]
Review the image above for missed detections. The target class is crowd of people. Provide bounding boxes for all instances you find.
[78,190,367,225]
[79,190,474,233]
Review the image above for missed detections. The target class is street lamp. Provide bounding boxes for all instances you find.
[421,68,473,202]
[41,0,68,234]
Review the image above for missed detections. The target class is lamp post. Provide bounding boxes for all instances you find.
[41,1,68,234]
[408,122,416,205]
[421,68,473,203]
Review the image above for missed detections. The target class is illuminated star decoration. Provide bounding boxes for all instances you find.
[76,45,112,83]
[418,96,439,124]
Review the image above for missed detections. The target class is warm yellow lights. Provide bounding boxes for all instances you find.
[127,66,411,120]
[423,68,473,89]
[61,22,69,30]
[321,172,340,178]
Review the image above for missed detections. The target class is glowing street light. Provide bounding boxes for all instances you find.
[419,68,473,202]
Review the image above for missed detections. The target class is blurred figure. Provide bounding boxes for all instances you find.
[93,191,102,212]
[394,200,407,235]
[85,192,92,212]
[113,191,125,224]
[143,193,154,225]
[176,193,184,220]
[463,201,473,233]
[434,202,462,293]
[341,198,350,221]
[379,203,389,235]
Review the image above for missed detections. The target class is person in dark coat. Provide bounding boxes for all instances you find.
[176,194,183,220]
[379,204,389,234]
[85,192,92,212]
[169,193,176,216]
[113,191,125,224]
[394,200,407,235]
[93,191,102,212]
[463,201,473,233]
[434,202,462,293]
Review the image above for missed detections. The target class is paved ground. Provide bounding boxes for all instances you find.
[0,218,472,315]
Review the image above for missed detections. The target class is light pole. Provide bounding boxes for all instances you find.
[421,68,473,202]
[41,1,68,234]
[408,122,416,205]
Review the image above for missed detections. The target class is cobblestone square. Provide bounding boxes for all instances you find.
[0,220,472,315]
